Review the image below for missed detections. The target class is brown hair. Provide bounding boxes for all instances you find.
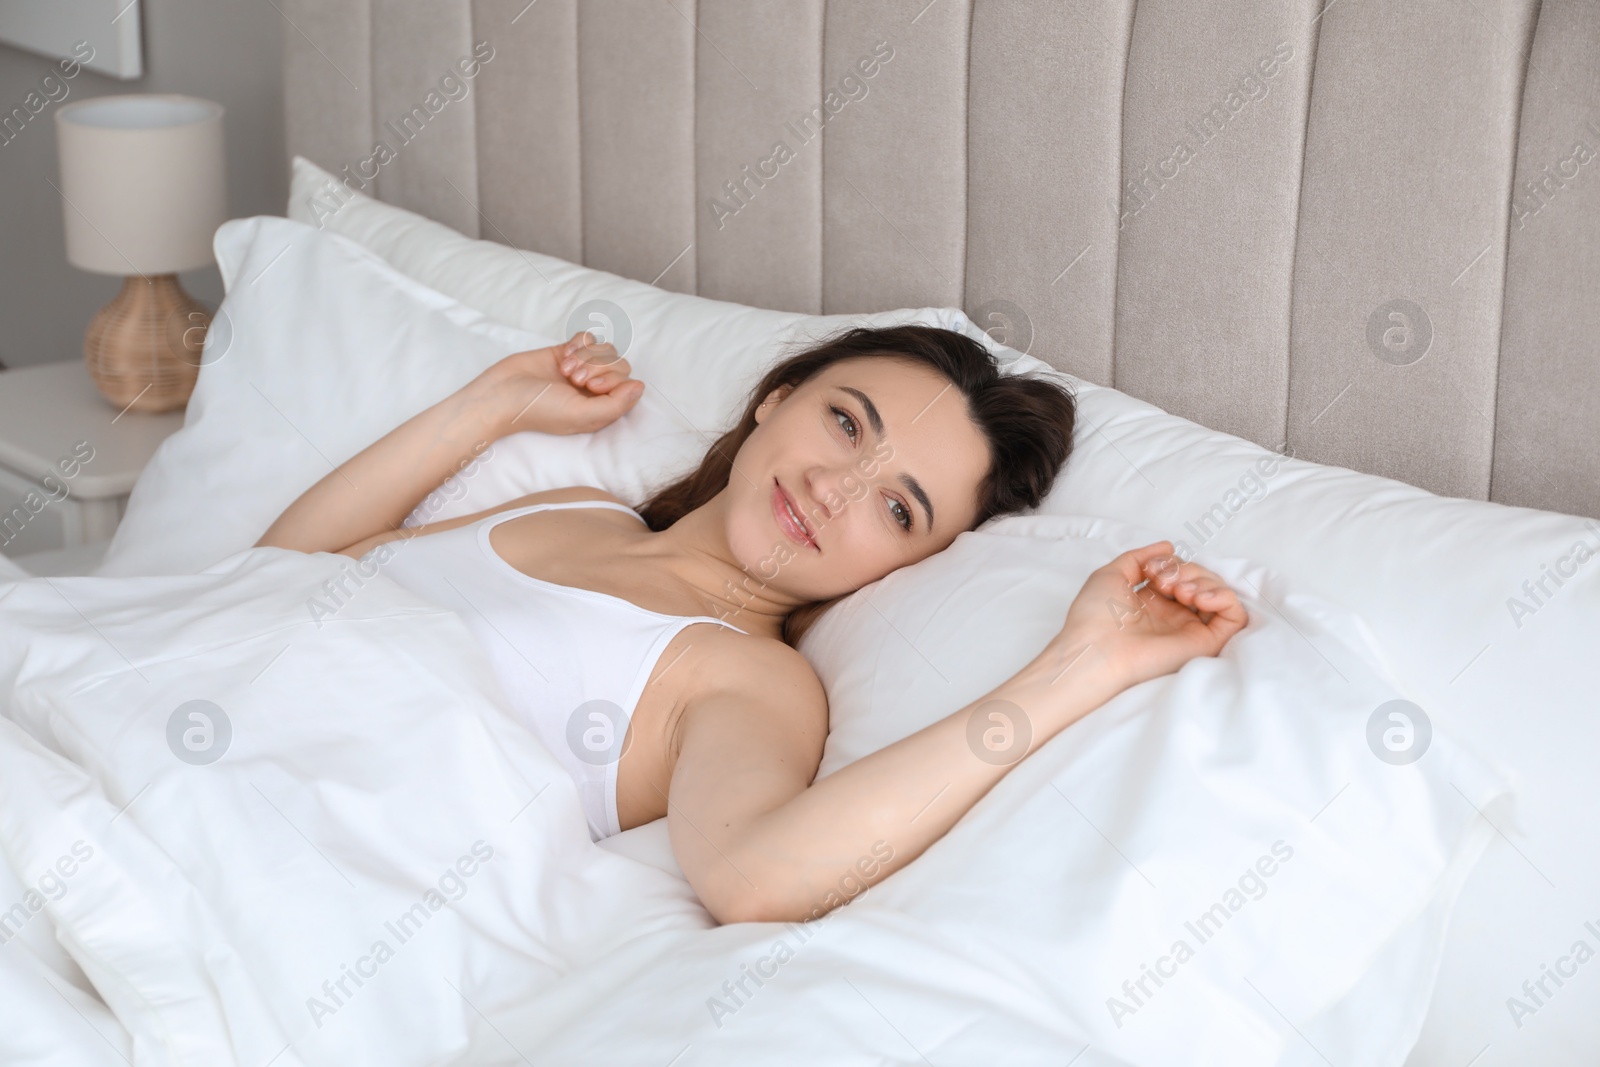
[637,324,1077,646]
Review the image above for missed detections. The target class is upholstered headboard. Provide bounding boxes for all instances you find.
[282,0,1599,519]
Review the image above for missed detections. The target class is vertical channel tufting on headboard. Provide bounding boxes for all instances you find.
[821,1,970,315]
[695,0,826,314]
[282,0,1599,519]
[966,1,1128,387]
[1113,0,1312,456]
[1493,0,1600,517]
[368,0,483,237]
[283,0,373,200]
[578,1,698,292]
[473,0,582,262]
[1288,0,1538,504]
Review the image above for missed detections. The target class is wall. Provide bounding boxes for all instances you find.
[0,0,285,369]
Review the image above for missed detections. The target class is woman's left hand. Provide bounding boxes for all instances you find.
[465,331,646,438]
[1038,542,1250,701]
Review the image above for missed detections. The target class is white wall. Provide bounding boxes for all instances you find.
[0,0,285,369]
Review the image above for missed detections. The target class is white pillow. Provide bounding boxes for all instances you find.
[96,212,963,577]
[97,216,546,576]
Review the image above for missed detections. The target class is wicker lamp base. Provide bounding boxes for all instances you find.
[84,274,210,413]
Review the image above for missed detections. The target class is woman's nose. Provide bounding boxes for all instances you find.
[804,466,859,525]
[802,469,834,524]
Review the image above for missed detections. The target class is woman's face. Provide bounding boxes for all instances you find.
[726,355,991,603]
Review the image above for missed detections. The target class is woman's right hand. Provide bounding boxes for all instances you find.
[462,331,646,439]
[1028,542,1250,706]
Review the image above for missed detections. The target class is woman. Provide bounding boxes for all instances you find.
[258,324,1247,924]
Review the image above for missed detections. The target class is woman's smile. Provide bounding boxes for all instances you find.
[772,477,818,552]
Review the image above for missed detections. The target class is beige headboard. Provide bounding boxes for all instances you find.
[282,0,1600,519]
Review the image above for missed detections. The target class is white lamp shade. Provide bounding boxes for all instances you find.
[54,94,227,275]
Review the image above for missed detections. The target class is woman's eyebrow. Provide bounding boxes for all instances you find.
[840,385,885,438]
[840,385,935,531]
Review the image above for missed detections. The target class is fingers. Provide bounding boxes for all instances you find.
[561,331,620,367]
[1138,548,1187,591]
[583,367,635,392]
[1156,557,1249,639]
[1107,541,1175,586]
[1140,552,1217,605]
[1198,581,1248,639]
[572,373,645,430]
[559,340,632,391]
[1118,544,1250,636]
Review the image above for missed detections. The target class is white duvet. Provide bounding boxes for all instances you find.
[0,539,1508,1066]
[0,549,690,1066]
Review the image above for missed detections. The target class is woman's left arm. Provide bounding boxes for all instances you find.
[670,544,1248,925]
[256,332,642,554]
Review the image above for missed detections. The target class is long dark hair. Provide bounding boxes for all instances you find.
[638,324,1077,645]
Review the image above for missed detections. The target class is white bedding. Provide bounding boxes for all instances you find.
[0,550,696,1065]
[0,527,1508,1065]
[3,155,1587,1063]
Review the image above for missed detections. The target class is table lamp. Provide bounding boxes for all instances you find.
[54,94,227,413]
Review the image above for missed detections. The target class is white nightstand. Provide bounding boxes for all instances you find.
[0,360,185,573]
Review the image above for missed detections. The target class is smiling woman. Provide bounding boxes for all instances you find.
[635,324,1082,645]
[256,323,1249,925]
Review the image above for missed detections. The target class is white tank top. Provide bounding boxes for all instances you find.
[371,500,748,841]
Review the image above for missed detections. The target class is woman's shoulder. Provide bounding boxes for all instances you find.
[685,623,829,725]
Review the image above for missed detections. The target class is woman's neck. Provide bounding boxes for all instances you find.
[627,490,805,640]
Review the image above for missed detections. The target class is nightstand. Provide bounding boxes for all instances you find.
[0,360,184,571]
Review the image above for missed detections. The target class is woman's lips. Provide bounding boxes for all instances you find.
[772,479,817,551]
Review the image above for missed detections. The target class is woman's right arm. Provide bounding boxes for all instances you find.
[255,332,641,555]
[253,386,509,555]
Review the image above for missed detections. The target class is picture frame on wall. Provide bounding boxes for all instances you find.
[0,0,143,80]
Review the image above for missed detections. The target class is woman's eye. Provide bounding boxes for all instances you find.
[831,406,859,444]
[831,405,907,531]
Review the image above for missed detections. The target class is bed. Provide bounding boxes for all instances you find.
[1,1,1596,1064]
